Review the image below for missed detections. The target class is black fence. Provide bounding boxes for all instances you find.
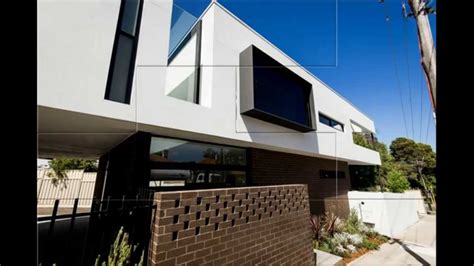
[38,188,156,266]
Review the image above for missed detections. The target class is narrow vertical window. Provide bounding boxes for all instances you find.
[105,0,143,104]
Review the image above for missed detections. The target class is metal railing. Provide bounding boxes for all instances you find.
[38,189,156,266]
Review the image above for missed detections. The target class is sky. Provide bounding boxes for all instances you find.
[174,0,437,150]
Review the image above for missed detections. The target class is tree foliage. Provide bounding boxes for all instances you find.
[350,136,435,196]
[389,138,436,197]
[352,133,374,150]
[350,139,395,191]
[390,138,436,175]
[386,168,410,193]
[47,158,98,188]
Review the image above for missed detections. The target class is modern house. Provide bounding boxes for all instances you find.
[38,0,380,216]
[38,0,380,220]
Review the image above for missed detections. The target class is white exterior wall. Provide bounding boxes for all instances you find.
[38,1,380,165]
[348,190,425,237]
[38,0,137,123]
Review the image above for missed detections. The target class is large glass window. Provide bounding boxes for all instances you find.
[149,137,247,188]
[105,0,143,104]
[253,48,312,127]
[150,137,225,164]
[240,45,315,132]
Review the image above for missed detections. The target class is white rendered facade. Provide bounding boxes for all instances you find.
[38,0,380,166]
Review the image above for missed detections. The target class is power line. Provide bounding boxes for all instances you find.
[402,13,416,140]
[382,2,409,138]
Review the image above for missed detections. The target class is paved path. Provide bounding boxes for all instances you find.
[348,215,436,265]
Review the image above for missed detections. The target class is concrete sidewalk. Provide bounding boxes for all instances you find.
[348,215,436,265]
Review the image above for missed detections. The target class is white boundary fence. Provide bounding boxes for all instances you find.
[37,169,97,208]
[348,190,427,238]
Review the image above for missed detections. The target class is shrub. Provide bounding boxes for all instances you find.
[310,215,322,242]
[334,244,351,258]
[346,244,357,253]
[376,234,389,243]
[343,208,361,234]
[361,237,379,250]
[318,242,332,253]
[323,212,339,237]
[94,226,144,266]
[347,234,363,246]
[332,232,350,247]
[386,169,410,193]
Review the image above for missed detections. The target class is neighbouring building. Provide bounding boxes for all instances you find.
[38,1,380,264]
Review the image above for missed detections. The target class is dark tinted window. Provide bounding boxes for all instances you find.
[121,0,140,36]
[319,114,331,127]
[105,0,143,104]
[320,170,345,179]
[108,35,134,103]
[150,137,246,166]
[252,47,312,127]
[319,113,344,132]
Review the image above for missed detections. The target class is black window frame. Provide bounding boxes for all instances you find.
[148,135,249,189]
[104,0,144,104]
[320,170,346,179]
[166,20,202,104]
[318,113,344,132]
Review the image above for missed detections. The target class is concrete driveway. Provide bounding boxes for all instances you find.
[348,214,436,265]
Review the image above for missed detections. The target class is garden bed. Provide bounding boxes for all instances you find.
[341,236,388,264]
[310,209,389,265]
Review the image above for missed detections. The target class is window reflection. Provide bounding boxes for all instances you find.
[166,19,201,104]
[223,147,246,166]
[149,137,248,188]
[150,137,245,166]
[150,169,189,187]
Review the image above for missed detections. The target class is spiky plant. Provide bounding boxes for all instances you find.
[94,226,144,266]
[310,215,323,249]
[323,212,339,237]
[309,215,322,241]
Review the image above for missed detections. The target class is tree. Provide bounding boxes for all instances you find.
[350,139,395,191]
[47,158,98,188]
[389,138,435,176]
[389,138,436,205]
[386,169,410,193]
[352,132,373,150]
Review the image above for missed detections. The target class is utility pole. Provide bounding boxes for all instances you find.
[414,156,436,210]
[405,0,436,121]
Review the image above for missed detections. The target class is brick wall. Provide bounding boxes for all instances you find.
[249,148,351,217]
[149,185,314,266]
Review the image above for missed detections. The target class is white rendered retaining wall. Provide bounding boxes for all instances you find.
[348,190,426,238]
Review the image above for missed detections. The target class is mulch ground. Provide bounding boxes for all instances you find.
[342,236,388,265]
[343,247,369,264]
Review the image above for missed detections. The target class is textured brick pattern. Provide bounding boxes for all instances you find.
[249,148,351,217]
[149,185,314,266]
